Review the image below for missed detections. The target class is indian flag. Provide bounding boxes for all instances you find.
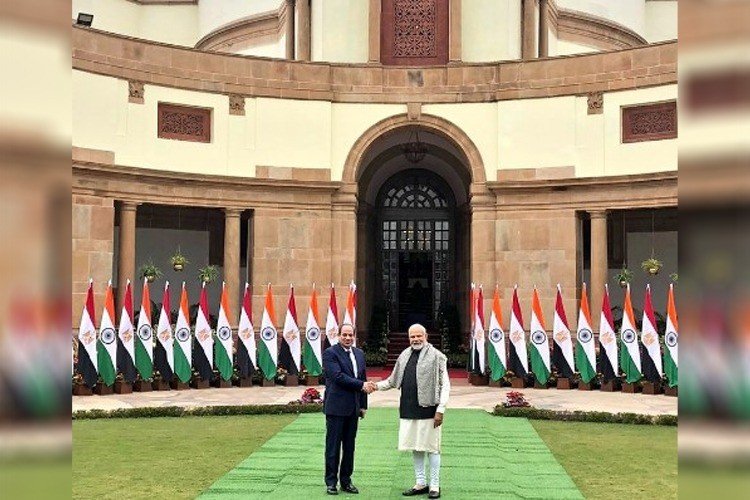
[468,283,476,372]
[472,285,487,374]
[96,280,117,386]
[619,283,642,383]
[325,284,339,346]
[280,285,302,374]
[135,278,154,380]
[154,281,174,382]
[258,284,279,380]
[551,284,575,379]
[529,287,551,385]
[237,283,257,378]
[641,284,663,383]
[77,280,98,388]
[215,282,234,381]
[599,284,619,382]
[194,282,214,381]
[173,282,192,383]
[343,281,357,345]
[508,285,529,377]
[117,279,137,383]
[664,284,679,387]
[487,286,507,381]
[575,283,597,384]
[303,285,323,376]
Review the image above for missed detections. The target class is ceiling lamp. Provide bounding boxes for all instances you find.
[401,129,428,164]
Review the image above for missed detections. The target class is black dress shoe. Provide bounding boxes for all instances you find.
[341,484,359,494]
[326,485,338,495]
[428,489,441,499]
[402,486,429,496]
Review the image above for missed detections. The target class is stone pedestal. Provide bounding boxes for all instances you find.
[600,380,620,392]
[304,376,320,386]
[642,381,663,395]
[152,380,170,391]
[468,373,489,386]
[114,381,133,394]
[578,381,594,391]
[235,377,254,388]
[73,384,93,396]
[261,378,276,387]
[511,377,526,389]
[133,380,153,392]
[191,378,210,389]
[622,382,642,394]
[556,378,575,390]
[213,379,232,389]
[94,382,113,395]
[170,380,190,391]
[283,375,299,386]
[665,385,678,397]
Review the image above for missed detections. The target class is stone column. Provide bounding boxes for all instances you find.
[449,0,462,62]
[589,210,608,329]
[538,0,548,57]
[224,208,242,326]
[297,0,311,61]
[522,0,538,60]
[285,0,296,60]
[117,201,138,312]
[368,0,381,63]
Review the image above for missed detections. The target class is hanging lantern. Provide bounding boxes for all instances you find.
[401,129,428,164]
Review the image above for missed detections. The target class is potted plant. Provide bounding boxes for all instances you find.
[170,248,189,271]
[198,265,219,284]
[614,267,633,288]
[138,261,162,282]
[641,257,663,275]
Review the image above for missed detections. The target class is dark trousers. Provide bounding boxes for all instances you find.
[325,414,359,487]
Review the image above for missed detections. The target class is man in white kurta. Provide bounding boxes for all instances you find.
[370,324,450,499]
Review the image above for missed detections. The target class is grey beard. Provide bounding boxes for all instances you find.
[411,343,424,350]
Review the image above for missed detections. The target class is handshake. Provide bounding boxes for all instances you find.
[362,381,378,394]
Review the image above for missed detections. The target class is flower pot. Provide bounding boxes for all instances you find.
[468,373,489,386]
[642,381,662,395]
[648,268,659,275]
[145,274,156,283]
[622,382,642,393]
[578,381,595,391]
[190,378,210,389]
[619,280,628,288]
[556,377,575,390]
[511,377,526,389]
[133,380,153,392]
[304,376,320,386]
[114,381,133,394]
[234,377,253,388]
[73,384,93,396]
[170,380,190,390]
[600,379,620,392]
[173,263,184,271]
[283,374,299,386]
[152,379,170,391]
[212,378,232,389]
[94,382,114,395]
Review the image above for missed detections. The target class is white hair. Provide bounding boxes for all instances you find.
[408,323,427,335]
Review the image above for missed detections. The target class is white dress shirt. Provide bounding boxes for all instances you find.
[344,347,358,377]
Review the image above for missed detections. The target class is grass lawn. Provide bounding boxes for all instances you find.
[72,414,295,499]
[532,420,677,500]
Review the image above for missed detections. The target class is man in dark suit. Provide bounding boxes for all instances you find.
[322,323,371,495]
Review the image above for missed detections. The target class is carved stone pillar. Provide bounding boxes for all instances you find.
[522,0,538,60]
[224,208,242,326]
[368,0,381,63]
[589,210,608,329]
[449,0,462,62]
[285,0,296,60]
[538,0,549,57]
[117,201,138,312]
[297,0,311,61]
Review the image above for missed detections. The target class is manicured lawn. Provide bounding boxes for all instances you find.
[72,414,295,499]
[532,420,677,500]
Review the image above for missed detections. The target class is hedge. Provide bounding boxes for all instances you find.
[73,403,323,420]
[493,406,677,426]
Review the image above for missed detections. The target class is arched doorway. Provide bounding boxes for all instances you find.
[376,169,455,331]
[352,118,478,363]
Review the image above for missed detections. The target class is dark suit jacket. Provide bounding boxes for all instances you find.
[322,344,368,417]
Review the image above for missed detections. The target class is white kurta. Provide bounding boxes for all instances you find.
[378,365,451,454]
